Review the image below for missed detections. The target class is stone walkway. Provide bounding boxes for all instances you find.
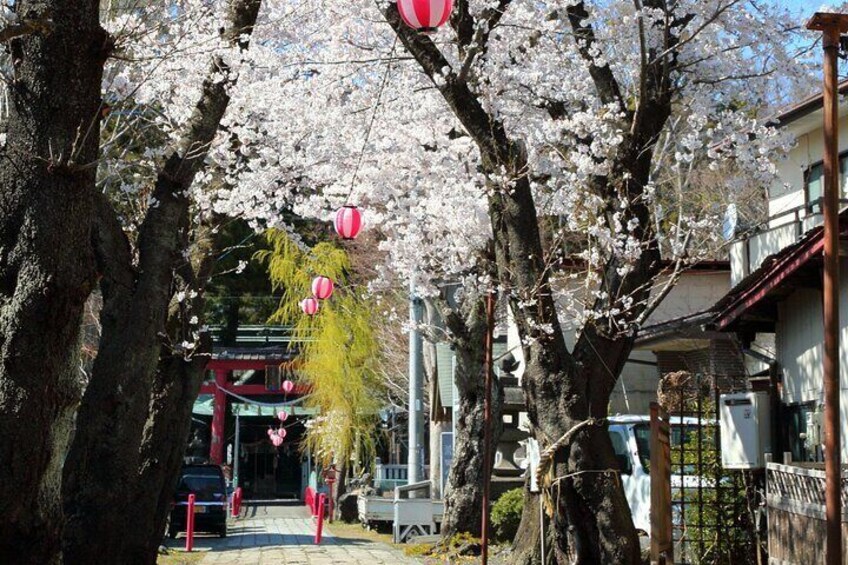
[165,502,424,564]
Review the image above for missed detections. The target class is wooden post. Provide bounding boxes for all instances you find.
[807,13,848,565]
[210,369,228,464]
[650,402,673,564]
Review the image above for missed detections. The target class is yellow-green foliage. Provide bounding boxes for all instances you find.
[256,229,383,468]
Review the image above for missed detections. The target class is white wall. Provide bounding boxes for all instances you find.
[775,260,848,461]
[644,271,730,325]
[768,113,848,225]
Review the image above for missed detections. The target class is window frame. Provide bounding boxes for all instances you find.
[803,151,848,213]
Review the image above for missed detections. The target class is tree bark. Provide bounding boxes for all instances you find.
[121,351,209,564]
[511,478,557,564]
[61,1,263,561]
[0,1,107,561]
[438,289,503,540]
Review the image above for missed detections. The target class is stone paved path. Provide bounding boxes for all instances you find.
[165,502,424,564]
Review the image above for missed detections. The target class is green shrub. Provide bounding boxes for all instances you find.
[491,488,523,543]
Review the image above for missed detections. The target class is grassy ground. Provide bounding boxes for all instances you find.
[324,520,400,547]
[327,523,511,564]
[156,550,206,565]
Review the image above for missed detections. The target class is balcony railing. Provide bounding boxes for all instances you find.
[729,198,848,287]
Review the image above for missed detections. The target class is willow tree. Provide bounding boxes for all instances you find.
[258,229,384,500]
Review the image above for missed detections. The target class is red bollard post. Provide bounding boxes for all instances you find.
[186,493,196,552]
[305,487,315,516]
[314,493,326,544]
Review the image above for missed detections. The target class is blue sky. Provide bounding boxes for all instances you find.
[775,0,828,17]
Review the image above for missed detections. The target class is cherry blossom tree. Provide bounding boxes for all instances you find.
[209,0,811,561]
[0,0,814,562]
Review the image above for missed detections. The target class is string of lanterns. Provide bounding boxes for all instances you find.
[299,205,360,316]
[287,6,456,445]
[299,0,453,319]
[267,381,295,446]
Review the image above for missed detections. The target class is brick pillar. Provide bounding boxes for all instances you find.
[210,369,228,464]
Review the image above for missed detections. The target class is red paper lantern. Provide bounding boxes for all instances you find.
[278,428,287,439]
[282,380,295,394]
[312,276,334,300]
[334,205,362,240]
[277,410,289,422]
[301,297,319,316]
[398,0,453,32]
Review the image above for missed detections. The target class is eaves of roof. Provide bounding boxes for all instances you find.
[772,81,848,128]
[710,209,848,330]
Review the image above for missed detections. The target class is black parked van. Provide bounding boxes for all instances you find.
[168,464,229,538]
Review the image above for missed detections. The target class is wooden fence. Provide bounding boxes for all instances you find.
[766,461,848,564]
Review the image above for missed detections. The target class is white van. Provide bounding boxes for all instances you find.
[607,414,712,536]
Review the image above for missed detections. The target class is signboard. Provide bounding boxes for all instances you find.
[440,432,453,493]
[650,402,673,564]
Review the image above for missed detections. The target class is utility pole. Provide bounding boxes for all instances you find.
[807,12,848,565]
[408,277,425,484]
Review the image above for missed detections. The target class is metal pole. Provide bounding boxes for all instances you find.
[481,289,496,565]
[408,277,425,484]
[233,411,241,489]
[807,13,847,565]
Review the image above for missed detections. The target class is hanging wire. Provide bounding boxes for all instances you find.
[344,35,399,204]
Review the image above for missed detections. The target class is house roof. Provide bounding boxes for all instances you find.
[772,81,848,128]
[211,346,293,362]
[634,311,728,351]
[710,210,848,331]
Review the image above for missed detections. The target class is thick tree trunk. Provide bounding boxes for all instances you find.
[62,1,263,560]
[0,2,106,561]
[439,291,503,540]
[121,353,208,564]
[440,372,503,538]
[510,479,557,565]
[335,461,349,515]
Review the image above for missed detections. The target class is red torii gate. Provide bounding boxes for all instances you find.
[202,357,308,464]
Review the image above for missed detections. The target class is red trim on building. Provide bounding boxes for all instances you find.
[715,239,823,330]
[210,369,228,464]
[712,212,848,330]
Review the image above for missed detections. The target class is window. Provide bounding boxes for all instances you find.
[804,155,848,213]
[633,423,700,475]
[609,430,632,475]
[806,163,823,213]
[784,402,818,462]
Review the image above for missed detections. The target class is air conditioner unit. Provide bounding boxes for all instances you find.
[719,391,772,469]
